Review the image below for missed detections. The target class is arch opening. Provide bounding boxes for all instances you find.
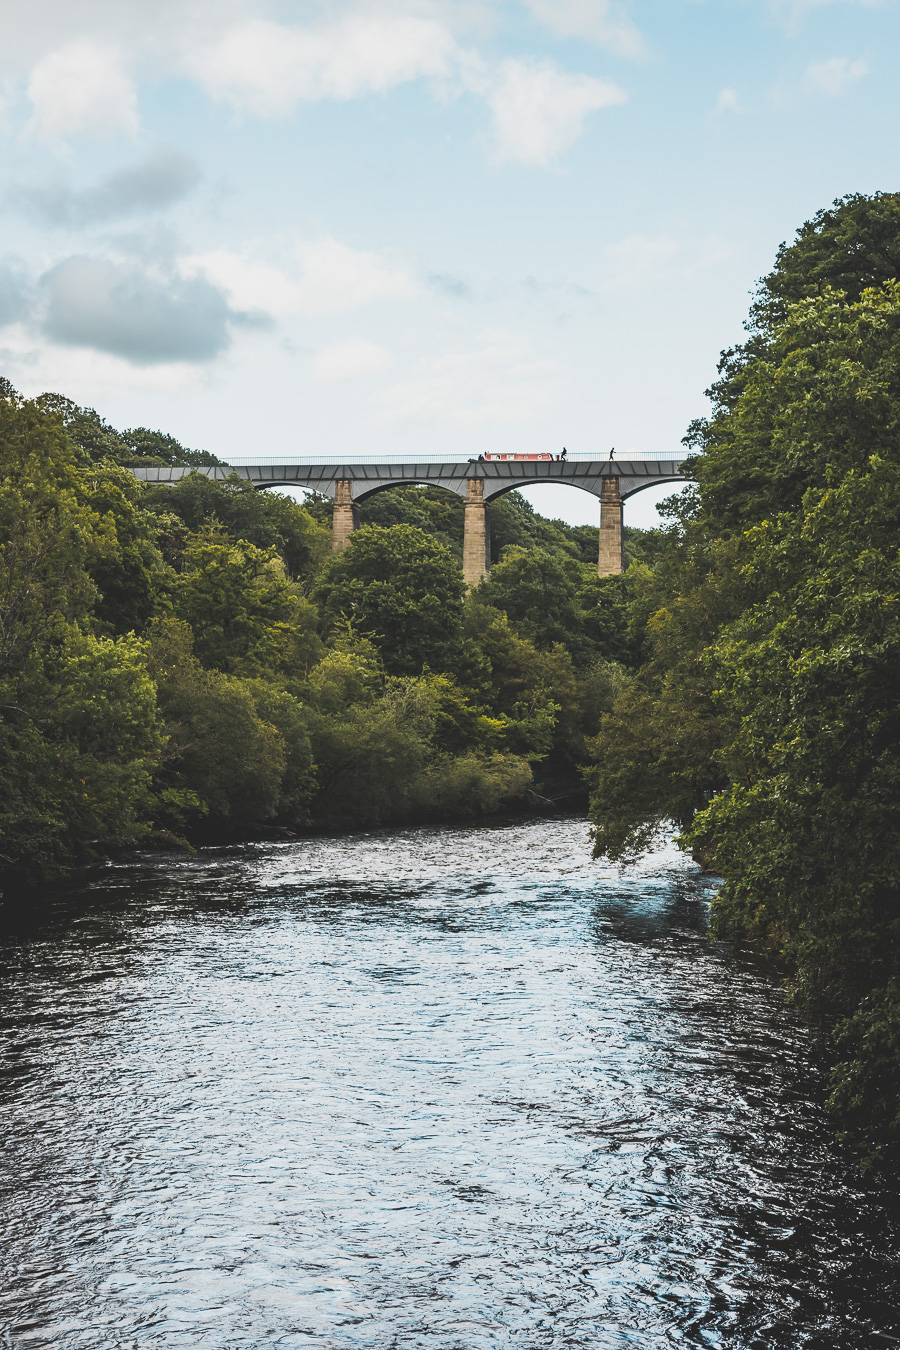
[353,479,466,505]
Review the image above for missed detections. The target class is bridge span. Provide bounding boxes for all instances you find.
[131,453,688,584]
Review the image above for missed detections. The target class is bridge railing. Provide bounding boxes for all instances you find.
[221,450,688,465]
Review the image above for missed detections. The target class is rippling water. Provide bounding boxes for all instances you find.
[1,818,898,1349]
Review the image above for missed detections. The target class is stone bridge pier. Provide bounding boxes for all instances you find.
[331,480,359,552]
[130,455,684,584]
[462,479,491,585]
[597,477,624,576]
[330,473,625,583]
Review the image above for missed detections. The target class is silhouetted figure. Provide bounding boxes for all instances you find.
[561,446,568,459]
[609,447,615,461]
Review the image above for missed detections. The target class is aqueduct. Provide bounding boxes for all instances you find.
[131,453,688,584]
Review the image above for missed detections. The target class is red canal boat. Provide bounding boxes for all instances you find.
[482,452,555,461]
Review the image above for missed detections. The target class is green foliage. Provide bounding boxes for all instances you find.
[81,462,171,635]
[829,982,900,1170]
[315,524,466,675]
[686,456,900,1003]
[358,485,464,559]
[417,750,533,816]
[479,547,582,650]
[0,387,163,879]
[587,673,725,864]
[4,376,629,891]
[693,284,900,531]
[478,547,637,667]
[587,196,900,1165]
[750,191,900,333]
[144,471,328,581]
[172,526,321,678]
[145,617,311,836]
[122,426,222,467]
[35,393,133,465]
[1,629,162,879]
[33,394,224,469]
[488,490,580,561]
[244,679,315,825]
[303,649,531,826]
[461,599,563,758]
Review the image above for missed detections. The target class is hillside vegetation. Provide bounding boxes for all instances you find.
[587,192,900,1168]
[0,384,655,889]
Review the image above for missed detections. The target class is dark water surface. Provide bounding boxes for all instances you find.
[1,819,898,1349]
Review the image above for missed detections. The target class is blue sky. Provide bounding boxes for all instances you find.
[0,0,895,527]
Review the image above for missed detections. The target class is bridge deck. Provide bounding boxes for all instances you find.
[131,455,689,502]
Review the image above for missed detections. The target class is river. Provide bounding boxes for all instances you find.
[0,818,898,1348]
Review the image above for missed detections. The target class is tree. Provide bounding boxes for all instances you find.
[488,491,578,562]
[302,643,529,825]
[81,462,171,635]
[122,426,222,467]
[0,386,164,881]
[35,393,132,464]
[462,598,564,760]
[591,225,900,869]
[0,416,96,678]
[144,471,328,582]
[687,192,900,475]
[479,547,583,651]
[358,485,464,560]
[314,524,466,676]
[586,221,900,1162]
[750,192,900,333]
[172,526,321,679]
[144,617,310,837]
[691,284,900,531]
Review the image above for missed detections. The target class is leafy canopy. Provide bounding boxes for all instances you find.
[315,523,466,676]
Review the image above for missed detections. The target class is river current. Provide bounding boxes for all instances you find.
[1,818,898,1349]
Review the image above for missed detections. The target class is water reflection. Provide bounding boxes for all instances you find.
[0,818,898,1348]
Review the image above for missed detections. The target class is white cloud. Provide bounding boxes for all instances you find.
[803,56,869,96]
[5,5,623,168]
[11,149,202,226]
[184,12,457,117]
[602,233,734,291]
[27,42,138,142]
[378,330,557,425]
[0,325,209,394]
[313,338,392,382]
[524,0,644,58]
[185,237,419,318]
[40,255,234,363]
[716,87,740,112]
[484,57,624,165]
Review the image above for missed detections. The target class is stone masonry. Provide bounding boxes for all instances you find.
[597,476,623,576]
[462,478,491,586]
[332,479,359,552]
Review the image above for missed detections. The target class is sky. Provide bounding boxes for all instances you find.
[0,0,896,529]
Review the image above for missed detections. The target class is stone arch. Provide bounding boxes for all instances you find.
[480,474,682,504]
[329,477,470,562]
[352,478,467,504]
[125,460,687,582]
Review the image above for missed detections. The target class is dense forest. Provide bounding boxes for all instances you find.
[3,191,900,1166]
[588,191,900,1169]
[0,385,656,882]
